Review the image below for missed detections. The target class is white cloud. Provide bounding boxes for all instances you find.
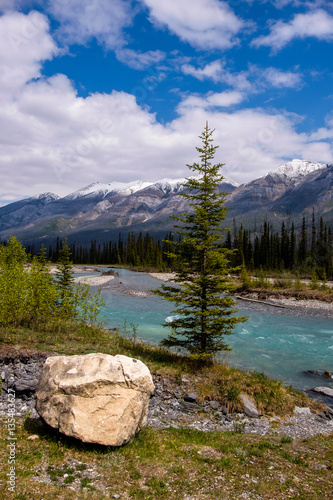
[141,0,244,50]
[181,60,302,92]
[47,0,134,49]
[263,67,302,88]
[178,91,245,112]
[181,60,224,83]
[0,11,58,95]
[115,48,166,70]
[181,60,254,92]
[252,9,333,51]
[172,104,333,181]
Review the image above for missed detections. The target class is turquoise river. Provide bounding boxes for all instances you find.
[87,268,332,396]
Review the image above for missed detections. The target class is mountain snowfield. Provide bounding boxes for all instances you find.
[30,159,323,203]
[57,174,240,202]
[269,159,326,179]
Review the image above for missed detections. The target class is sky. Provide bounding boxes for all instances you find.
[1,0,333,205]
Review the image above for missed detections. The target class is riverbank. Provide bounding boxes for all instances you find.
[236,292,333,313]
[148,272,333,313]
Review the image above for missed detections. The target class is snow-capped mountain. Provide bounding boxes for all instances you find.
[64,180,153,200]
[0,161,332,245]
[229,159,329,215]
[269,159,326,180]
[62,175,240,201]
[31,192,61,202]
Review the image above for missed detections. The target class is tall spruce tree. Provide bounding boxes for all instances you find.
[154,123,246,362]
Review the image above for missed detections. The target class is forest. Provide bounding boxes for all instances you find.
[31,213,333,279]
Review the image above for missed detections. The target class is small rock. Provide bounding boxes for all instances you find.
[294,407,311,415]
[311,387,333,398]
[240,393,259,419]
[209,401,220,410]
[184,392,198,403]
[27,434,39,441]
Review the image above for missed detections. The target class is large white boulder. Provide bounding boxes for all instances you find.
[36,353,154,446]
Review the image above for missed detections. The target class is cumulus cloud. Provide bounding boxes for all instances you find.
[0,10,58,96]
[47,0,134,49]
[141,0,244,50]
[170,105,333,182]
[252,9,333,51]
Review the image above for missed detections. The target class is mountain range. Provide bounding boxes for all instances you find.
[1,159,332,246]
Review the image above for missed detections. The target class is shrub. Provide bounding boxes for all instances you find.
[0,236,104,329]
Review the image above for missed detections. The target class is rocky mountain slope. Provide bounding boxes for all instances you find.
[0,161,332,245]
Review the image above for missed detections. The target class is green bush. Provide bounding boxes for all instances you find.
[0,236,104,329]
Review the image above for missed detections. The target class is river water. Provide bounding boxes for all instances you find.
[93,268,332,394]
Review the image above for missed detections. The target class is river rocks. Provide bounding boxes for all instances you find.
[305,370,332,379]
[311,386,333,398]
[36,353,155,446]
[0,347,54,394]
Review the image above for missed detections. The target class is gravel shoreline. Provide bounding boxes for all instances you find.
[1,361,332,441]
[74,275,115,286]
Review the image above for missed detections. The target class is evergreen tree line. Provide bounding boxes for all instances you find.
[44,232,178,271]
[24,214,333,278]
[228,214,333,279]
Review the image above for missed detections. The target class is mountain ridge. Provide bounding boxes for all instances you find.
[1,160,332,245]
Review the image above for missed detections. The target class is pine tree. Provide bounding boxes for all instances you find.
[154,123,247,362]
[56,238,76,318]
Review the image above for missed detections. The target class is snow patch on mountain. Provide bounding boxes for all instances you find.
[270,159,326,179]
[154,175,239,193]
[64,180,153,200]
[31,192,60,202]
[63,175,240,201]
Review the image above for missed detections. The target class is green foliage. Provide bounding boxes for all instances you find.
[253,270,271,289]
[154,123,247,362]
[0,236,104,329]
[240,266,251,290]
[310,270,319,290]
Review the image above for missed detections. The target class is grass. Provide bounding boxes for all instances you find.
[0,321,331,498]
[0,417,332,499]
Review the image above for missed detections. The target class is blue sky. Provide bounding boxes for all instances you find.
[1,0,333,205]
